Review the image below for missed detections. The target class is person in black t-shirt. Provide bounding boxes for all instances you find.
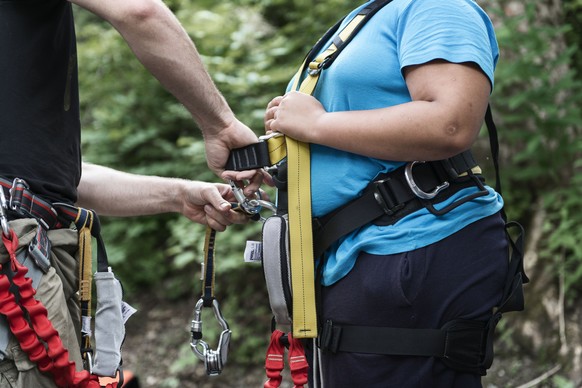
[0,0,261,386]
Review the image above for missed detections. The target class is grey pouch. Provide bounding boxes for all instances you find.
[262,215,293,330]
[92,270,125,377]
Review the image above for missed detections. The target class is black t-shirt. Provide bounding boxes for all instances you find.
[0,0,81,204]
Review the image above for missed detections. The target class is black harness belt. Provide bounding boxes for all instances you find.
[0,177,61,229]
[312,150,486,258]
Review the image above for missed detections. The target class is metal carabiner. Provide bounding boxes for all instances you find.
[228,180,276,217]
[0,189,11,237]
[404,161,450,200]
[190,298,232,376]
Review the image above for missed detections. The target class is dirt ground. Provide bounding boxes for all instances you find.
[120,294,273,388]
[120,294,544,388]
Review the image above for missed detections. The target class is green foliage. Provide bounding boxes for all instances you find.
[564,0,582,77]
[489,2,582,300]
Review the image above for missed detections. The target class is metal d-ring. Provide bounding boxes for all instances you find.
[404,161,450,200]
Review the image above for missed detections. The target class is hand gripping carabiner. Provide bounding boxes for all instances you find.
[190,298,232,376]
[228,180,277,217]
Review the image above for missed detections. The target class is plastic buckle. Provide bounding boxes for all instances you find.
[28,225,51,273]
[404,161,450,200]
[319,320,342,353]
[373,179,404,216]
[307,56,331,76]
[190,298,232,376]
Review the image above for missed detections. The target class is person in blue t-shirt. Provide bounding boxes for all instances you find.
[264,0,508,386]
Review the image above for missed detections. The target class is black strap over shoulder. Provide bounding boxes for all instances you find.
[304,0,395,70]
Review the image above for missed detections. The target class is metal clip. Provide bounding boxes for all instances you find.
[0,189,10,237]
[228,180,276,217]
[82,351,94,375]
[190,298,231,376]
[404,161,450,200]
[8,178,28,211]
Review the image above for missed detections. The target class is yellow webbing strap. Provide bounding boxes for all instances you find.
[76,209,95,353]
[285,15,365,339]
[266,134,287,165]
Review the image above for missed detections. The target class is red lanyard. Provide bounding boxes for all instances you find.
[0,229,117,388]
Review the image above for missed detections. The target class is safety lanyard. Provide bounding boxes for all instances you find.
[190,227,232,376]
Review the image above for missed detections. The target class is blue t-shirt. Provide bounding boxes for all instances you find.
[286,0,502,285]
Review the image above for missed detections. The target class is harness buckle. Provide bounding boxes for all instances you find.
[372,179,405,216]
[307,57,331,76]
[190,298,232,376]
[404,161,450,200]
[0,189,10,237]
[8,178,28,211]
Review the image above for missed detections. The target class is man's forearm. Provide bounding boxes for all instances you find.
[70,0,233,135]
[76,162,184,216]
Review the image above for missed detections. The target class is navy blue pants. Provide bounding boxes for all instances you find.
[307,212,509,388]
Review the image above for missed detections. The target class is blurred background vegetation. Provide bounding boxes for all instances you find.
[74,0,582,386]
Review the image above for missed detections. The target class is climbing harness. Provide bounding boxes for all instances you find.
[190,227,232,376]
[226,0,529,381]
[315,106,529,376]
[0,177,132,387]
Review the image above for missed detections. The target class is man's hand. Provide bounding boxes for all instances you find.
[204,118,268,196]
[182,182,249,231]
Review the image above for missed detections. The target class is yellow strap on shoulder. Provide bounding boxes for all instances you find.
[284,12,368,339]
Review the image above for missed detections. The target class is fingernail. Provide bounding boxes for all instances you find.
[220,202,231,210]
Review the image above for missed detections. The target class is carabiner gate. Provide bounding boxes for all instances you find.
[190,298,232,376]
[228,180,276,217]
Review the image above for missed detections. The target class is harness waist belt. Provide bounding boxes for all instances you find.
[312,153,484,258]
[0,177,60,229]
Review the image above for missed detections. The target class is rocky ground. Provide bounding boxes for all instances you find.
[120,294,552,388]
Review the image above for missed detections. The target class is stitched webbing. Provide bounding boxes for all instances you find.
[76,209,95,360]
[201,227,216,307]
[286,0,394,340]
